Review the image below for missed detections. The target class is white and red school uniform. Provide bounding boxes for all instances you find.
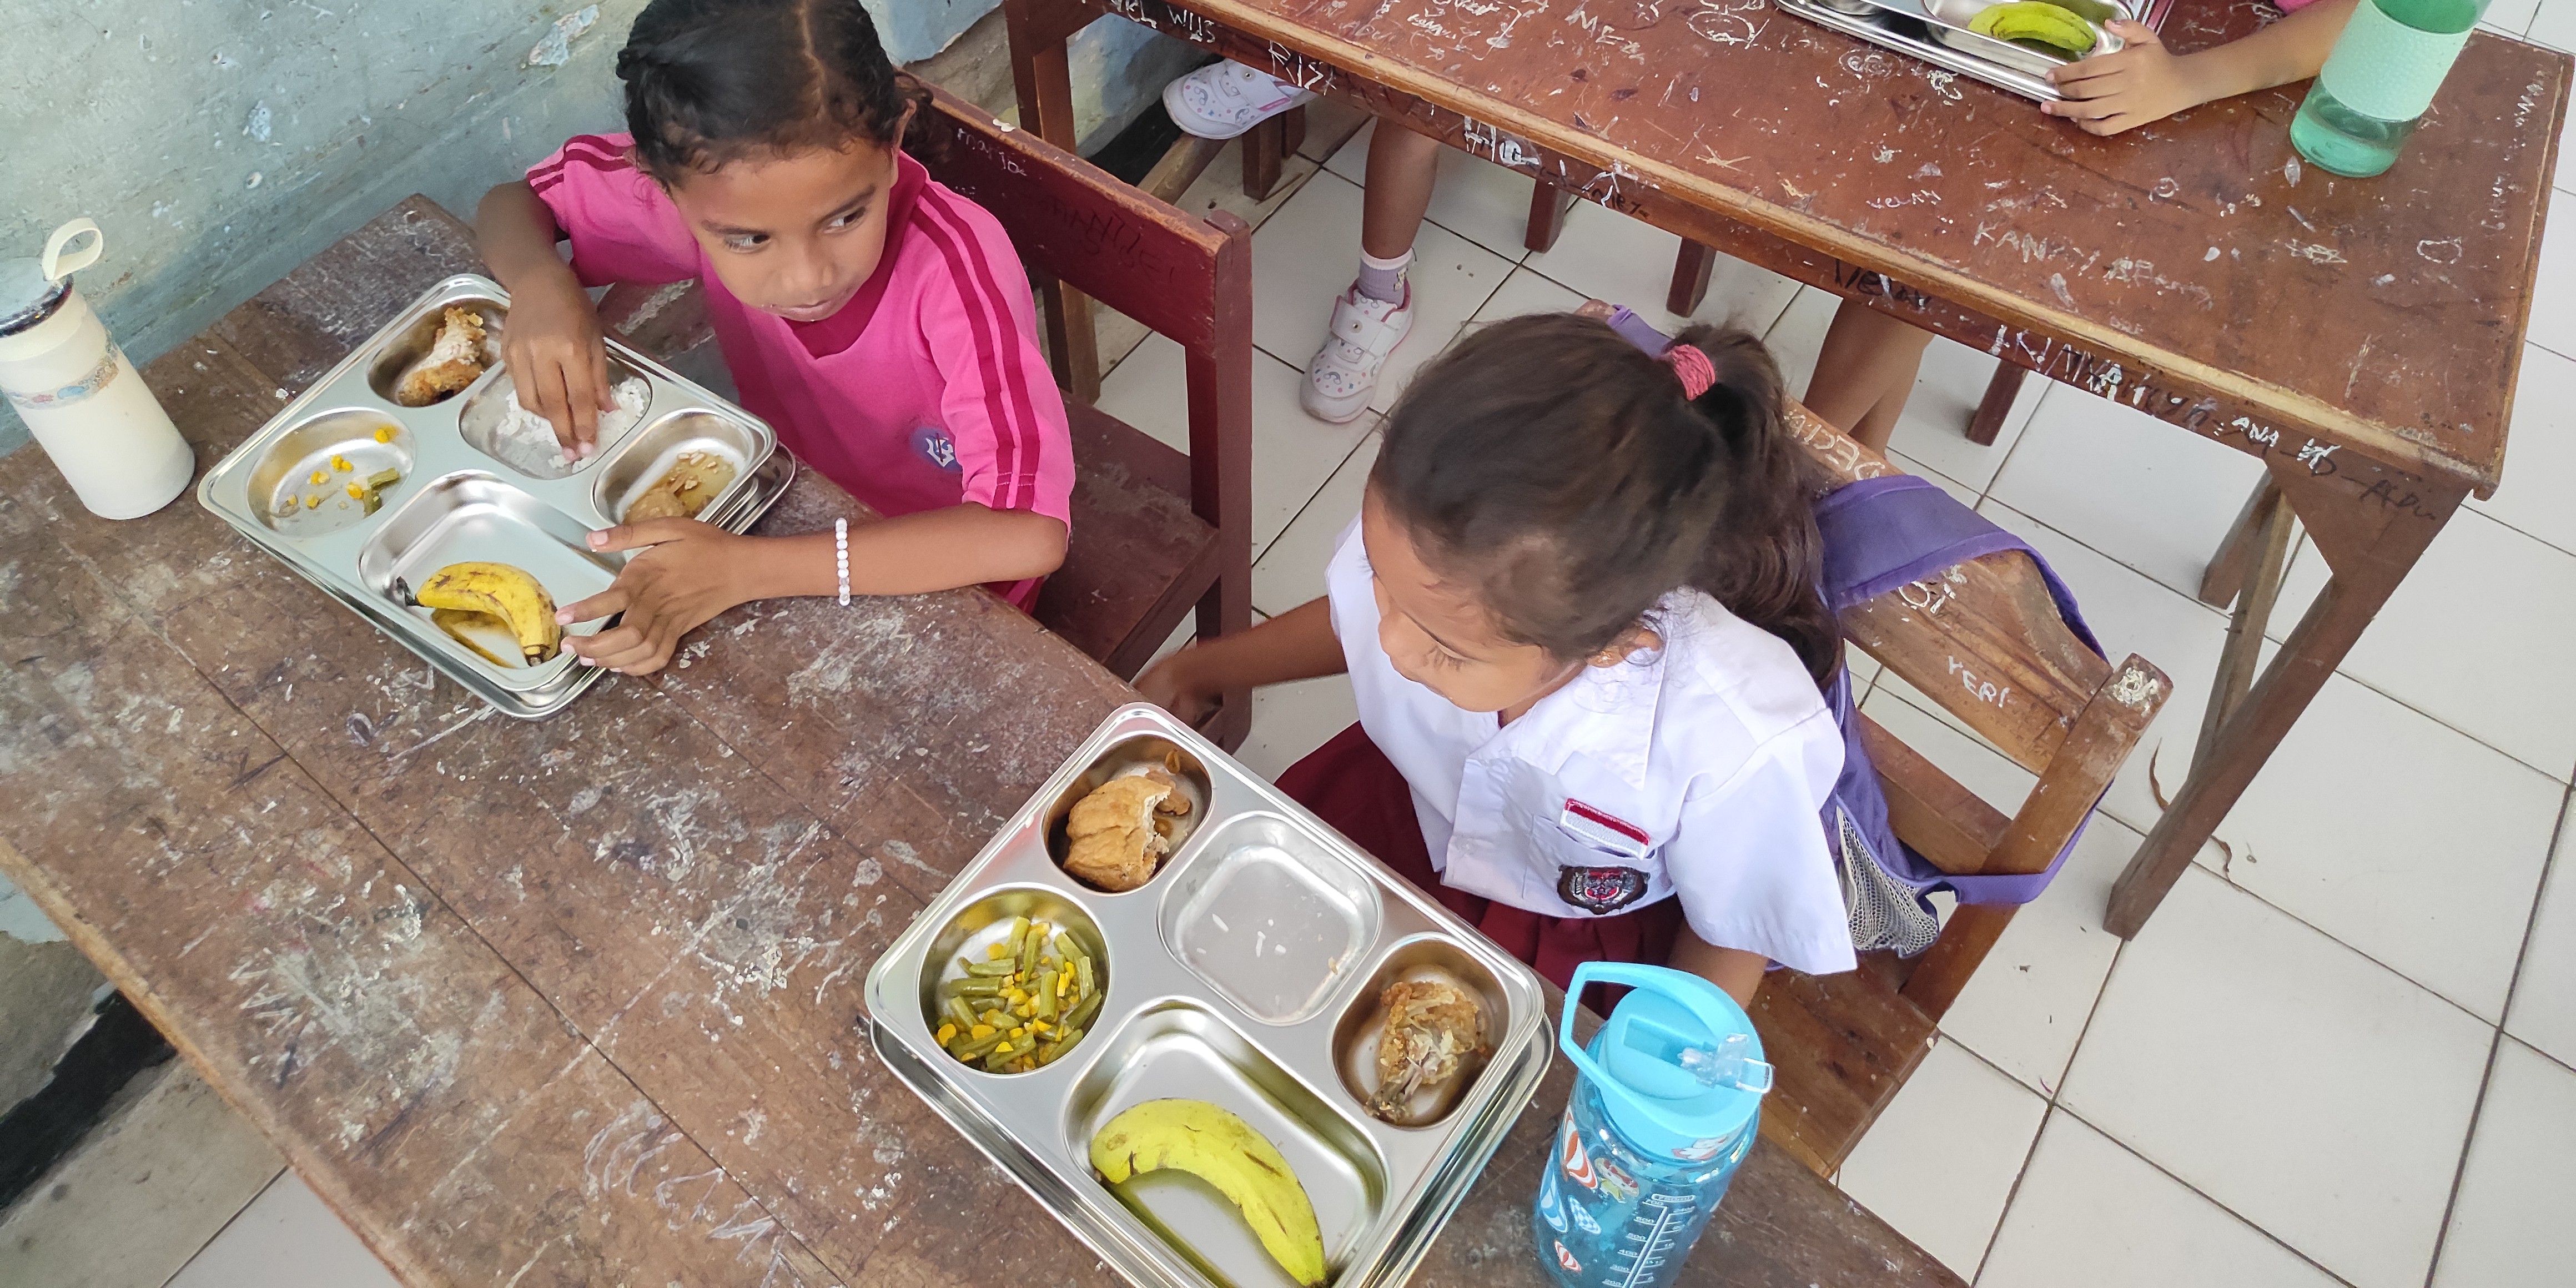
[526,135,1073,607]
[1275,522,1856,986]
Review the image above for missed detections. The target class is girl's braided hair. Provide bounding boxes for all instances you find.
[1372,312,1838,681]
[616,0,930,182]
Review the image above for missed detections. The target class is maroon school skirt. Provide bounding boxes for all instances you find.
[1277,723,1684,1008]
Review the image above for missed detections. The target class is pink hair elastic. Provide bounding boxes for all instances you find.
[1664,344,1716,399]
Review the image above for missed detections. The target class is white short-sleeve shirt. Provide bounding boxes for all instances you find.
[1327,523,1858,977]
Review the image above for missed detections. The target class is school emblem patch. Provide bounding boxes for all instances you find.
[1558,864,1649,914]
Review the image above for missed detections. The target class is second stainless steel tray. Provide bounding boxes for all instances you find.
[864,705,1554,1288]
[1783,0,2167,103]
[198,275,789,718]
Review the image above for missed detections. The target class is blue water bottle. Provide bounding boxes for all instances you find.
[1531,963,1773,1288]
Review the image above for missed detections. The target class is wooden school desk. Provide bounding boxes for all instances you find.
[1003,0,2569,935]
[0,200,1962,1287]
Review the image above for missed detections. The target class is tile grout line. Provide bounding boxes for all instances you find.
[2417,1027,2510,1288]
[1251,429,1376,576]
[156,1164,292,1288]
[2046,1098,2367,1288]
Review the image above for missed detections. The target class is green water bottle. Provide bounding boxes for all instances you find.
[2289,0,2489,177]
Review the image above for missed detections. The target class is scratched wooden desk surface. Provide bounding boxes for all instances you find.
[1130,0,2565,490]
[0,199,1961,1287]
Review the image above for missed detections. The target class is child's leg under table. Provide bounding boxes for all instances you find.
[1803,298,1938,454]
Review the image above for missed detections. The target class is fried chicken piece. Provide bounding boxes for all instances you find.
[395,308,489,406]
[1061,768,1186,891]
[1369,977,1485,1121]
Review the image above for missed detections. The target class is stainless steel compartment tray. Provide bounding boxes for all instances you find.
[1780,0,2161,103]
[197,275,789,719]
[864,704,1552,1288]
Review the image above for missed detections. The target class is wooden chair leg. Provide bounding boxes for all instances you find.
[2193,484,2294,768]
[1141,134,1227,205]
[1242,113,1290,203]
[1279,103,1306,160]
[1966,362,2025,446]
[1525,179,1575,254]
[1035,273,1102,406]
[1668,240,1715,316]
[2197,476,2281,608]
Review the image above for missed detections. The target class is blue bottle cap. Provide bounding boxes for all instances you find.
[1560,962,1772,1159]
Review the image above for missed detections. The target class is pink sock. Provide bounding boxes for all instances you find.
[1355,248,1412,304]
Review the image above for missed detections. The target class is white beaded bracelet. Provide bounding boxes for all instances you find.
[834,518,850,606]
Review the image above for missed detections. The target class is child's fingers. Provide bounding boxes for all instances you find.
[2076,111,2141,136]
[584,518,701,554]
[576,628,670,673]
[529,361,578,450]
[2103,18,2160,46]
[561,357,602,451]
[2044,91,2127,121]
[557,583,631,626]
[2049,54,2131,87]
[592,346,615,412]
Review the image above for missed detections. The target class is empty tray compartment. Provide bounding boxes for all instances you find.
[1161,813,1378,1025]
[1331,936,1506,1129]
[242,409,414,537]
[915,885,1109,1075]
[366,296,505,407]
[1066,1000,1386,1288]
[353,473,621,677]
[457,358,655,481]
[1045,734,1214,892]
[594,409,759,522]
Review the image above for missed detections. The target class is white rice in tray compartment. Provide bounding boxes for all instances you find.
[485,375,651,475]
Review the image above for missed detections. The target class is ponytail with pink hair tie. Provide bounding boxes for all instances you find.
[1598,303,1718,399]
[1663,343,1716,399]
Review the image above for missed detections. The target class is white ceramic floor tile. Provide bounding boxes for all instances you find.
[1760,288,2041,495]
[2529,0,2576,51]
[1836,1040,2047,1279]
[1979,1111,2343,1288]
[1095,333,1376,554]
[1237,672,1360,781]
[2269,506,2576,781]
[2506,795,2576,1069]
[1886,449,1979,506]
[1463,265,1586,329]
[1986,382,2271,601]
[2223,669,2561,1021]
[2527,199,2576,357]
[1324,119,1538,263]
[167,1170,402,1288]
[1246,169,1514,416]
[1938,816,2139,1097]
[1253,433,1376,616]
[0,1064,284,1288]
[2429,1037,2576,1288]
[2493,0,2543,32]
[2471,343,2576,557]
[2060,867,2492,1288]
[1523,199,1803,336]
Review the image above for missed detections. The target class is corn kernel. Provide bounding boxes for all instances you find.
[303,495,321,509]
[981,1009,1004,1025]
[968,1023,994,1039]
[1030,1019,1052,1034]
[1008,1027,1025,1039]
[331,455,352,472]
[935,1023,956,1045]
[1015,1004,1035,1019]
[1056,973,1074,997]
[372,425,396,443]
[993,1041,1013,1054]
[309,470,328,486]
[346,482,367,500]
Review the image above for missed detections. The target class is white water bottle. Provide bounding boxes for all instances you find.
[0,220,195,520]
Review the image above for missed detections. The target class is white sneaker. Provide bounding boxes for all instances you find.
[1301,282,1412,423]
[1163,62,1317,141]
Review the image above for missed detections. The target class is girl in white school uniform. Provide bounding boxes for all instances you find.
[1141,312,1856,1007]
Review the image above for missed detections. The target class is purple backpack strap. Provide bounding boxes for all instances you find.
[1818,474,2104,909]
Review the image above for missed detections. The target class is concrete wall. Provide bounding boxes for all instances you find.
[1,0,1192,460]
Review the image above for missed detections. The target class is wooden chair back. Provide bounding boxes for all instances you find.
[911,87,1256,747]
[1755,403,2171,1176]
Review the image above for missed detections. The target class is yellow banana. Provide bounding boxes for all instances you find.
[415,562,561,662]
[1090,1099,1327,1286]
[1969,1,2097,55]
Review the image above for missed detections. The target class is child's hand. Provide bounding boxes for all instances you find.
[557,519,752,675]
[1136,646,1222,725]
[2043,22,2211,136]
[501,273,617,457]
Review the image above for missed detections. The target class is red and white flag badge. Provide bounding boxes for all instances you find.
[1559,799,1651,858]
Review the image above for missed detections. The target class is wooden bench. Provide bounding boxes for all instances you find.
[1761,405,2171,1175]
